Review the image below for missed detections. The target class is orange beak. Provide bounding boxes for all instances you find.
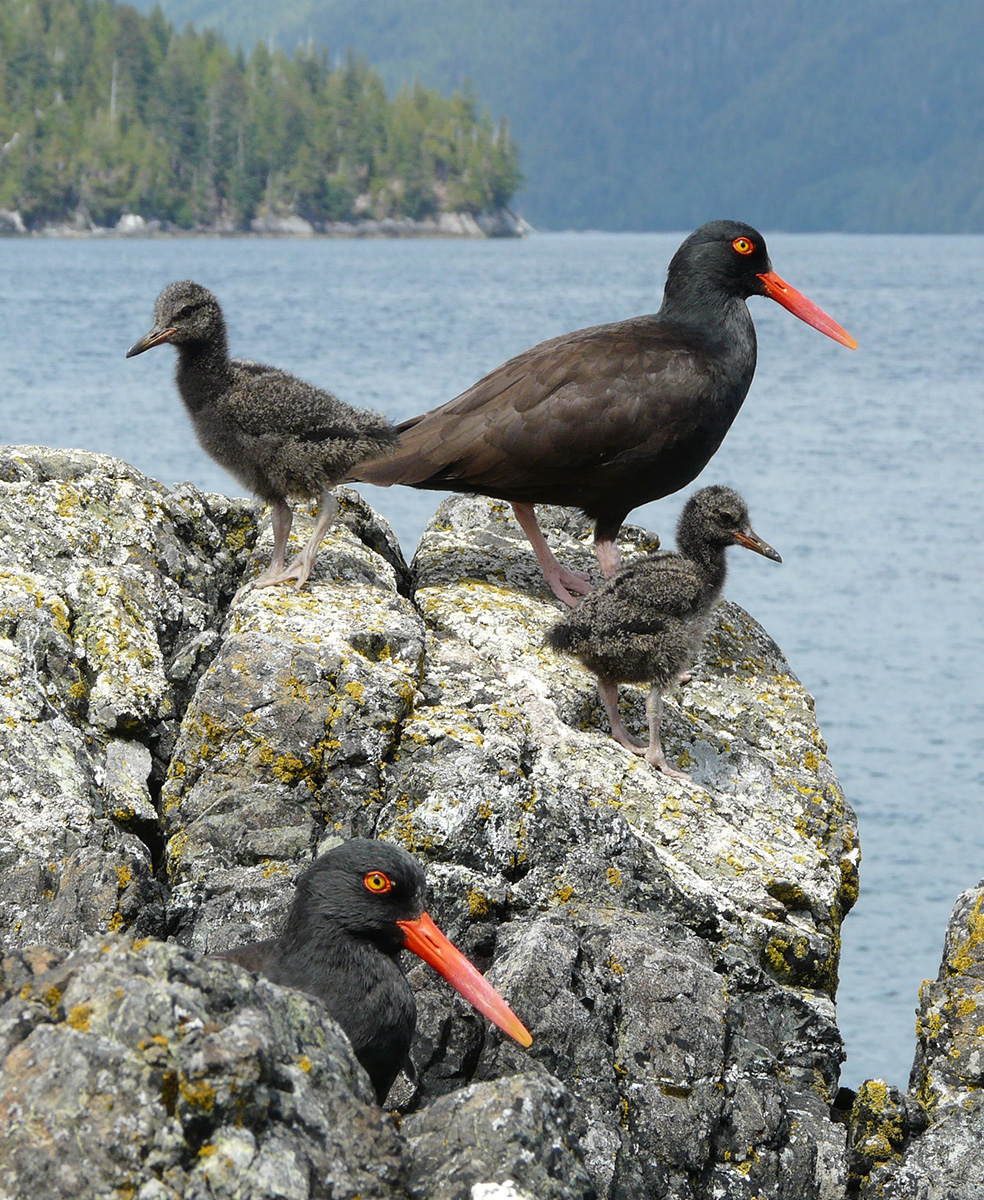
[397,911,533,1047]
[757,270,858,350]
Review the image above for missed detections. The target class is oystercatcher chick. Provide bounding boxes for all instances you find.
[127,281,397,602]
[546,486,781,778]
[215,838,531,1103]
[349,221,852,605]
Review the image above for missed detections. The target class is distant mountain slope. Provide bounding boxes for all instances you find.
[127,0,984,232]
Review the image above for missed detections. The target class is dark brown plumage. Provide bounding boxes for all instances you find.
[215,839,531,1104]
[350,220,854,605]
[546,486,781,778]
[127,280,397,601]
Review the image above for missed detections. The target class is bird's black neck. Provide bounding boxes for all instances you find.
[279,912,403,971]
[174,334,234,412]
[659,268,758,364]
[677,532,729,599]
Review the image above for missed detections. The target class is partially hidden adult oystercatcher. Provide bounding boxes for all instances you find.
[215,839,532,1103]
[545,486,780,779]
[127,281,397,603]
[349,221,854,605]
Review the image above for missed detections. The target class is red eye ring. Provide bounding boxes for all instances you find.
[364,870,393,894]
[732,237,754,255]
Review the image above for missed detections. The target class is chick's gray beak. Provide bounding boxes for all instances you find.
[126,326,176,358]
[733,528,782,563]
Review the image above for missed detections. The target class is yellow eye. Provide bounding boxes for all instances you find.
[732,237,754,255]
[364,871,393,894]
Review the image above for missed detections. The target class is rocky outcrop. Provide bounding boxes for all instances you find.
[849,881,984,1199]
[0,445,860,1198]
[6,208,530,238]
[0,937,408,1199]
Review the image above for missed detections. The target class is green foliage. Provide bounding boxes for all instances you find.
[129,0,984,233]
[0,0,520,228]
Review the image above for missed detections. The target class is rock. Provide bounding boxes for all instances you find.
[250,213,317,236]
[0,936,409,1199]
[474,209,534,237]
[0,209,26,235]
[0,450,860,1198]
[855,881,984,1199]
[403,1072,595,1199]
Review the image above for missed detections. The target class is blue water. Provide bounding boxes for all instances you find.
[3,231,983,1091]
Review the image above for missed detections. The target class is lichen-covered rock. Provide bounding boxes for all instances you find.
[0,936,409,1199]
[0,447,256,948]
[856,881,984,1199]
[403,1071,595,1199]
[0,452,863,1199]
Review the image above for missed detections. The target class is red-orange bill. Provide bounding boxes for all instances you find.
[757,270,858,350]
[397,910,533,1048]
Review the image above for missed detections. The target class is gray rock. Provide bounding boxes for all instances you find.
[403,1072,595,1199]
[855,881,984,1199]
[0,936,409,1199]
[0,451,863,1198]
[0,209,26,235]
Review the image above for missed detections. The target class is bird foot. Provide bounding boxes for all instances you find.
[675,671,693,686]
[612,731,648,753]
[232,558,315,604]
[545,564,593,608]
[644,750,692,781]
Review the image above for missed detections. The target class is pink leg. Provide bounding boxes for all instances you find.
[597,680,646,753]
[594,535,621,579]
[511,502,592,607]
[235,490,338,602]
[234,498,293,603]
[279,489,339,590]
[644,686,691,779]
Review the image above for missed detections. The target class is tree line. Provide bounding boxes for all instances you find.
[0,0,522,229]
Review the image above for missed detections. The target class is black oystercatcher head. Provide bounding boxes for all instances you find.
[679,484,782,563]
[295,840,533,1048]
[126,280,225,357]
[665,220,858,349]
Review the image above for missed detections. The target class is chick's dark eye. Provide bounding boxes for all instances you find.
[717,509,739,526]
[732,237,754,255]
[175,304,197,320]
[364,871,393,894]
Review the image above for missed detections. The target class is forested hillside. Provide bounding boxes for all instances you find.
[127,0,984,232]
[0,0,520,230]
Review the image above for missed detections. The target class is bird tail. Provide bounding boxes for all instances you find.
[544,620,587,655]
[346,411,455,486]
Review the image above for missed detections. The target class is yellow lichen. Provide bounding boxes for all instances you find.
[67,1004,92,1031]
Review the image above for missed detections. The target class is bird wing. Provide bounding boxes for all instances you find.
[224,361,373,443]
[598,554,707,624]
[351,317,716,490]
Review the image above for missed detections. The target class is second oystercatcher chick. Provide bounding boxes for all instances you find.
[546,486,780,778]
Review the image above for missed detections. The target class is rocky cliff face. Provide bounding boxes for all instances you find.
[0,442,950,1200]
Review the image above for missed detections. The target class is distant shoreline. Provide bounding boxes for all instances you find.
[0,208,532,240]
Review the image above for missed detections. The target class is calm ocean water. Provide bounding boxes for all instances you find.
[2,231,982,1091]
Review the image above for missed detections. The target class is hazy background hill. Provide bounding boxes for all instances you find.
[126,0,984,232]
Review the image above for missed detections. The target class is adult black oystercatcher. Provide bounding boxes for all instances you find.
[127,281,397,602]
[546,486,780,779]
[215,838,532,1103]
[349,220,854,606]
